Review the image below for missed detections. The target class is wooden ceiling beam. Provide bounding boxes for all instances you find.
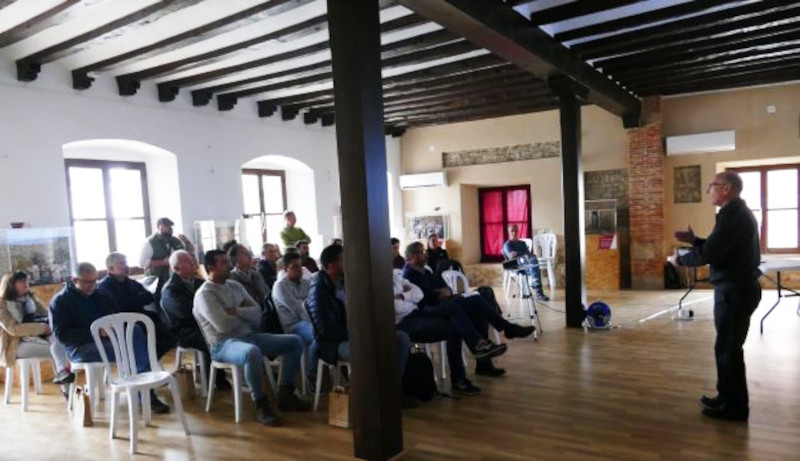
[17,0,204,83]
[529,0,639,26]
[398,0,640,119]
[383,88,554,118]
[70,0,316,90]
[0,0,83,49]
[555,0,737,42]
[388,99,560,127]
[573,0,796,59]
[637,66,800,96]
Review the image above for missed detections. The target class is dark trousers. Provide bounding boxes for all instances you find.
[176,330,215,383]
[147,312,177,360]
[397,311,466,382]
[713,280,761,413]
[452,295,512,342]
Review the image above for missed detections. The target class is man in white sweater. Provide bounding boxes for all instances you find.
[193,250,309,426]
[272,252,317,382]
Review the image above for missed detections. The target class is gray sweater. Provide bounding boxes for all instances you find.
[272,277,311,331]
[192,280,261,349]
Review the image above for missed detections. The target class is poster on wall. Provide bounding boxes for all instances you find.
[406,215,448,241]
[674,165,702,204]
[0,228,75,285]
[194,220,244,259]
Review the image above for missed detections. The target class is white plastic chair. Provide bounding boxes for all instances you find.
[174,346,208,397]
[441,270,502,344]
[3,357,47,411]
[533,233,557,295]
[68,361,107,416]
[90,313,190,454]
[206,356,281,423]
[421,341,448,388]
[313,359,351,411]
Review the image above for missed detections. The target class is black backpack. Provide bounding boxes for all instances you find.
[262,295,284,334]
[402,351,437,402]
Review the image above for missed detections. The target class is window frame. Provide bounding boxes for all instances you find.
[728,164,800,254]
[478,185,532,262]
[64,159,152,264]
[241,168,288,245]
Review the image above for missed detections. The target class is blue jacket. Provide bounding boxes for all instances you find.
[50,282,119,349]
[97,276,154,314]
[307,270,348,364]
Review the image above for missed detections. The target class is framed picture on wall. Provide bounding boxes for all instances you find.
[406,215,448,241]
[0,227,75,286]
[674,165,702,204]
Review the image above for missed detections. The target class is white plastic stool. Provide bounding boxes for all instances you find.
[206,357,280,423]
[313,359,351,411]
[3,357,48,411]
[69,362,106,416]
[174,346,208,397]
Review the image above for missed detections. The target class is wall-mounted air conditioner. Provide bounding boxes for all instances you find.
[666,130,735,156]
[399,171,447,190]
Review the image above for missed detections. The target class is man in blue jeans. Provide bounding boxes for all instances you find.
[502,224,548,301]
[51,262,170,413]
[272,252,317,385]
[193,250,309,427]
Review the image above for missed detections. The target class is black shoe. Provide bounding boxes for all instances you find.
[536,293,549,302]
[53,370,75,385]
[453,379,481,396]
[473,340,507,360]
[475,360,506,377]
[702,405,748,421]
[278,385,311,412]
[150,391,170,414]
[504,324,536,339]
[255,397,282,427]
[701,395,722,408]
[401,395,420,409]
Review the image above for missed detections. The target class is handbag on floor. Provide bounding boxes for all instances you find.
[174,363,196,400]
[72,386,93,427]
[328,385,352,428]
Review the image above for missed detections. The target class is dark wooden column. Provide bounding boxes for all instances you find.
[550,76,587,327]
[327,1,404,460]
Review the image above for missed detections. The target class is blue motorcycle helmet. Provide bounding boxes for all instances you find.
[584,301,612,329]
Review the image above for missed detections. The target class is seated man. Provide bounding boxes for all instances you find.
[258,243,281,290]
[403,242,535,376]
[161,250,230,390]
[51,262,169,413]
[307,245,416,408]
[295,240,319,273]
[272,252,317,383]
[425,234,449,274]
[391,238,405,270]
[98,252,176,359]
[193,250,309,427]
[502,224,548,301]
[393,271,481,396]
[228,244,269,306]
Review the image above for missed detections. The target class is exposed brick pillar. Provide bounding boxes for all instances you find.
[628,96,665,289]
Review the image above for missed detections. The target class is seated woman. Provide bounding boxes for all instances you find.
[0,271,74,391]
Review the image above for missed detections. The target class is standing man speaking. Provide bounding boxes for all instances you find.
[668,171,761,421]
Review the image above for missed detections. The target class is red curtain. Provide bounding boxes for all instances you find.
[479,186,531,261]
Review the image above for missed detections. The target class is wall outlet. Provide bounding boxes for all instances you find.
[767,105,776,114]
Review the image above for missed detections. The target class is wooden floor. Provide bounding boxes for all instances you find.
[2,289,799,461]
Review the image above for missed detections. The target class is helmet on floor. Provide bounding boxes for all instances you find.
[583,301,612,329]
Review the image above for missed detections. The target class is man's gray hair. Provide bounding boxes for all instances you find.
[74,262,96,277]
[105,252,126,269]
[169,250,191,270]
[719,171,743,194]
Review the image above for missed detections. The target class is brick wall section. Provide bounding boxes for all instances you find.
[628,96,666,289]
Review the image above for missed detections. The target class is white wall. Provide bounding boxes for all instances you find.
[0,59,403,246]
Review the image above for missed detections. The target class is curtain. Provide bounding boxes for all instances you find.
[480,190,504,258]
[506,188,529,239]
[479,186,531,260]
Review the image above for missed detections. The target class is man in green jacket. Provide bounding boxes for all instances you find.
[280,211,311,249]
[139,217,184,295]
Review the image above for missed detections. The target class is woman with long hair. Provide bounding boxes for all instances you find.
[0,271,74,388]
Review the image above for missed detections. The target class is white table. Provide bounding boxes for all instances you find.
[758,258,800,333]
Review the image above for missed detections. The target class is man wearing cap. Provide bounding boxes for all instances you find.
[139,217,184,296]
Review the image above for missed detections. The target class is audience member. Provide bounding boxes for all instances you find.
[403,242,535,375]
[502,224,548,301]
[176,234,196,258]
[258,243,281,290]
[391,238,405,270]
[193,250,309,426]
[51,263,169,413]
[98,252,176,359]
[228,244,269,307]
[307,245,417,408]
[272,252,317,383]
[161,250,230,390]
[329,238,343,247]
[295,240,319,273]
[280,211,311,249]
[0,271,74,387]
[392,271,481,395]
[139,217,184,295]
[425,234,449,273]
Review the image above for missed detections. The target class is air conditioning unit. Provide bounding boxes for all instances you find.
[399,171,447,190]
[666,130,735,156]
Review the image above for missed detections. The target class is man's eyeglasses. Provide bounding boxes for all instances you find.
[707,182,728,190]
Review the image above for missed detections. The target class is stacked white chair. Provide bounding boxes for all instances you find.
[90,313,190,454]
[532,233,557,296]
